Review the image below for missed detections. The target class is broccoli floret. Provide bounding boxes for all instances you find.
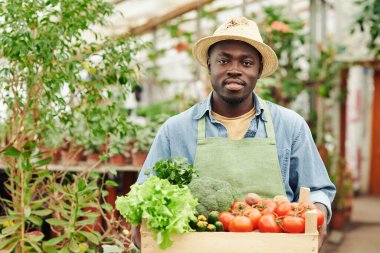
[188,177,238,216]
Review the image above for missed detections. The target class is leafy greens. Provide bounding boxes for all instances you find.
[115,176,198,249]
[147,157,198,187]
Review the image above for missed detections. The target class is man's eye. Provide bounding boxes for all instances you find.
[242,61,254,66]
[217,59,229,64]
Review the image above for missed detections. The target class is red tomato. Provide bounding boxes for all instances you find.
[316,208,325,228]
[282,216,305,233]
[286,209,296,217]
[258,214,283,233]
[218,211,235,232]
[300,208,325,228]
[276,202,292,217]
[244,208,262,230]
[230,200,250,213]
[256,199,277,215]
[228,215,254,232]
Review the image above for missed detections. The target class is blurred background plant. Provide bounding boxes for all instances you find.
[255,6,307,106]
[0,0,144,251]
[351,0,380,58]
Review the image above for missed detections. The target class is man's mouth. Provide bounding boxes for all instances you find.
[224,80,245,91]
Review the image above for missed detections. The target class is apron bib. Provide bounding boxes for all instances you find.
[194,97,285,200]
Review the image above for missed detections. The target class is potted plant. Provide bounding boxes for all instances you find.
[108,133,133,166]
[84,140,105,165]
[131,123,155,167]
[0,0,145,251]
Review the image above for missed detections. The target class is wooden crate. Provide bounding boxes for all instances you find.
[141,188,319,253]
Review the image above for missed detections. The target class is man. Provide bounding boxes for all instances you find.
[133,16,336,250]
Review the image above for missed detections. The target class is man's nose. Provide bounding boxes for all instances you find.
[227,61,242,76]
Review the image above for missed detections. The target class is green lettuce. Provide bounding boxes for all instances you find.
[115,176,198,249]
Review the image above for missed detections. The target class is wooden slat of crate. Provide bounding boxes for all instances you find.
[141,231,318,253]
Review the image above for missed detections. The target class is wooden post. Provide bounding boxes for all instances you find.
[305,210,318,234]
[299,187,310,203]
[370,69,380,195]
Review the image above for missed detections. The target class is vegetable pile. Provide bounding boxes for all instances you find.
[217,192,325,233]
[116,157,322,251]
[115,176,198,249]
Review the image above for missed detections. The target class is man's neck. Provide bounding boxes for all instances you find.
[211,93,255,118]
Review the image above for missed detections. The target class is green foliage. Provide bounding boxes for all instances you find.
[310,42,342,98]
[131,114,169,153]
[255,6,306,105]
[148,157,198,187]
[188,177,237,216]
[136,94,197,120]
[351,0,380,58]
[115,176,198,249]
[0,0,145,251]
[0,142,54,252]
[42,174,101,252]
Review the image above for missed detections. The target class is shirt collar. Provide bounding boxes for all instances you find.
[193,91,267,122]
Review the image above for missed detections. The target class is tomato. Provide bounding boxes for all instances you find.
[316,208,325,228]
[230,200,250,213]
[300,208,325,228]
[243,207,261,230]
[256,199,277,215]
[258,214,283,233]
[218,211,235,232]
[276,202,292,217]
[286,209,296,217]
[282,216,305,233]
[228,215,254,232]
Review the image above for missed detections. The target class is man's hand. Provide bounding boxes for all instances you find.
[131,225,141,250]
[314,203,328,251]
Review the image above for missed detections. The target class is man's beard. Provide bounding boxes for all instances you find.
[220,93,251,105]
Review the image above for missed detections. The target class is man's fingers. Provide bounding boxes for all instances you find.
[131,225,141,250]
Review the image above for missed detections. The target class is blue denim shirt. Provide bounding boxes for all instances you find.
[137,92,336,221]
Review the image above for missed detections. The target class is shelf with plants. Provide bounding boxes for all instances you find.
[0,0,148,251]
[0,162,140,173]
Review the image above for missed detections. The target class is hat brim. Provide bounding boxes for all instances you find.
[192,35,278,78]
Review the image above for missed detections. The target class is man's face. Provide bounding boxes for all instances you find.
[207,40,262,105]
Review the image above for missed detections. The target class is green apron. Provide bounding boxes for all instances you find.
[194,97,286,200]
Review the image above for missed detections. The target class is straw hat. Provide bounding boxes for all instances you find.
[192,17,278,78]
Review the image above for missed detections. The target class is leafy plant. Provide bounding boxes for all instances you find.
[0,0,145,251]
[148,157,198,187]
[43,174,103,252]
[131,115,169,153]
[0,142,53,252]
[115,176,198,249]
[255,6,307,106]
[351,0,380,58]
[108,133,132,157]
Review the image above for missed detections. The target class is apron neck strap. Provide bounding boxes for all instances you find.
[197,96,276,139]
[197,114,206,141]
[257,97,275,139]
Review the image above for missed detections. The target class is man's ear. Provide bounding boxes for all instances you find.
[258,62,263,78]
[207,58,211,74]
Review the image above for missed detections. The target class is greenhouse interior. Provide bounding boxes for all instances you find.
[0,0,379,252]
